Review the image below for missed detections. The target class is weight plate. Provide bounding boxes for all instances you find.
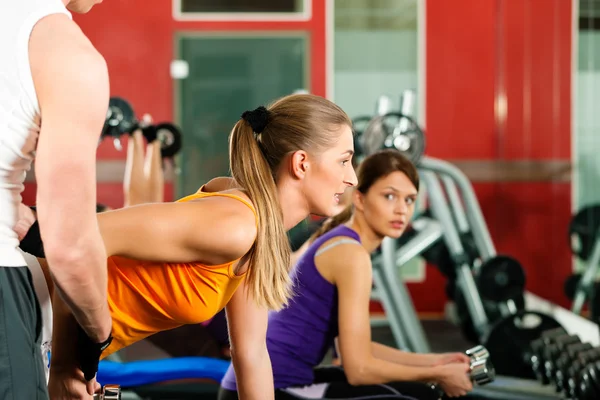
[155,123,183,159]
[482,310,564,380]
[361,111,426,164]
[477,255,526,303]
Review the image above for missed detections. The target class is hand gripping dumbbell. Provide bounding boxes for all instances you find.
[430,345,496,398]
[92,384,121,400]
[465,345,496,385]
[553,341,593,393]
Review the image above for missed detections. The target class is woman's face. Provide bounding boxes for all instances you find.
[303,124,358,218]
[357,171,418,239]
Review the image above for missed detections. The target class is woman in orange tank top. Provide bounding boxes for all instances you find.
[22,93,358,400]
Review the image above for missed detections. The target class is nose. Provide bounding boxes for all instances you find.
[395,199,408,215]
[344,166,358,187]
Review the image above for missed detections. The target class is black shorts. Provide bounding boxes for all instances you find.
[0,266,48,400]
[218,366,441,400]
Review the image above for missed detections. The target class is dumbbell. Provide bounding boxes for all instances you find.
[565,348,600,398]
[102,97,183,159]
[566,348,600,399]
[529,327,568,368]
[540,335,582,385]
[553,341,593,392]
[141,122,183,160]
[429,345,495,398]
[576,360,600,400]
[92,384,120,400]
[465,345,495,386]
[531,333,579,384]
[103,97,136,150]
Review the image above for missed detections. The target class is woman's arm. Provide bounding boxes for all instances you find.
[123,131,149,207]
[226,276,274,400]
[370,342,470,367]
[320,244,449,386]
[98,193,256,265]
[144,138,164,203]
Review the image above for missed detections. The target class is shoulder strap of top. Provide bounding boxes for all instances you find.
[177,187,258,223]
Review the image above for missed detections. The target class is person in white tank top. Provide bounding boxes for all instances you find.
[0,0,114,399]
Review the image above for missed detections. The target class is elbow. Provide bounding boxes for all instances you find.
[44,240,103,282]
[344,359,381,386]
[344,363,369,386]
[230,343,268,369]
[44,244,87,275]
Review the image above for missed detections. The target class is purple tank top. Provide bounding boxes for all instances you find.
[220,224,360,390]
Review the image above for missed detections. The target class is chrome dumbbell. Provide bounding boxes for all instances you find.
[92,384,121,400]
[466,345,495,385]
[430,345,496,398]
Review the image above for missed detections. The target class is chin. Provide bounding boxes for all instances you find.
[309,204,335,218]
[385,229,406,240]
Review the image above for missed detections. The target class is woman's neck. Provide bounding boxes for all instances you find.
[346,214,384,253]
[277,180,311,231]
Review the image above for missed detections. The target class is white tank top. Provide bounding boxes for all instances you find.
[0,0,71,266]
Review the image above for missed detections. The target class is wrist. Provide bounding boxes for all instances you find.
[86,310,113,343]
[426,353,440,367]
[432,365,447,383]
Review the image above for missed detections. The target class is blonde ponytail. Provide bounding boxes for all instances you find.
[229,120,291,310]
[228,95,353,310]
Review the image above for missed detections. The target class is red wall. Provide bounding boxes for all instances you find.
[23,0,574,313]
[422,0,573,311]
[23,0,327,208]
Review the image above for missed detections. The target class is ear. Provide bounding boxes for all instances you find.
[289,150,309,180]
[352,189,365,212]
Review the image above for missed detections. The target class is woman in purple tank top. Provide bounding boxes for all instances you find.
[219,150,474,400]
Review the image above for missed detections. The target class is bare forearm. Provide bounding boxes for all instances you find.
[371,342,435,367]
[45,232,111,342]
[233,349,274,400]
[36,161,111,341]
[347,356,442,386]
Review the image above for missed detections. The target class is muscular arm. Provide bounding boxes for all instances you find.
[30,14,110,342]
[321,244,445,385]
[226,277,273,400]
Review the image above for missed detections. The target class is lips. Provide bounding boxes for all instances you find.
[390,221,405,229]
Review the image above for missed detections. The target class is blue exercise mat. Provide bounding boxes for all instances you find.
[97,357,231,387]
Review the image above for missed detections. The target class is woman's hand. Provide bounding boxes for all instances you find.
[48,365,100,400]
[431,352,470,366]
[435,363,473,397]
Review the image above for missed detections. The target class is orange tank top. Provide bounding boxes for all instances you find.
[102,189,256,358]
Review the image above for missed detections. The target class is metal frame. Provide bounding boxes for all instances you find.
[572,230,600,314]
[371,217,442,352]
